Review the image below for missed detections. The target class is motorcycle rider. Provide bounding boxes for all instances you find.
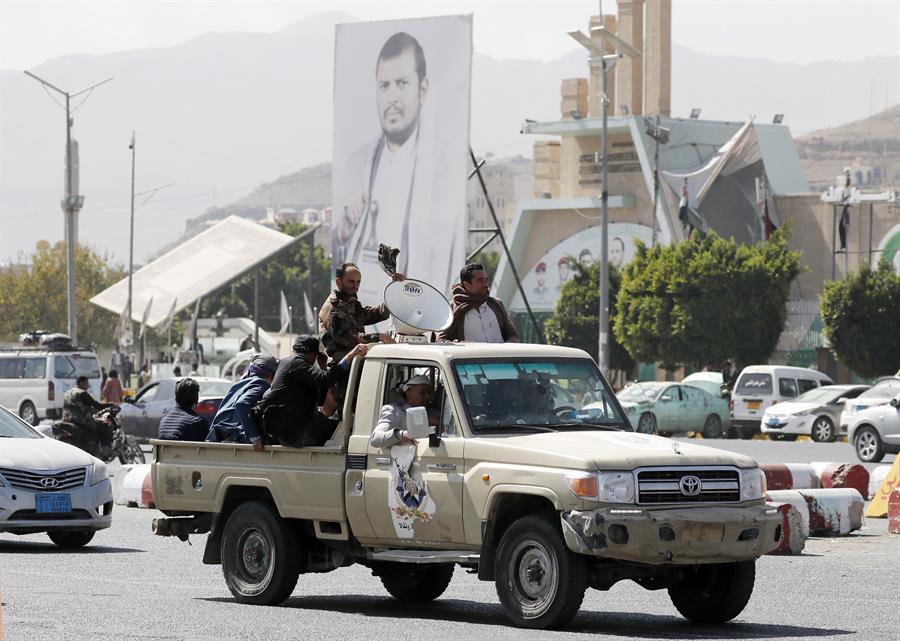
[62,376,112,456]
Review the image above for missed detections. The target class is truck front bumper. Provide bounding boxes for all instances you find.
[561,504,782,565]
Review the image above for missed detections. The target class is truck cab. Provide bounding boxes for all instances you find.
[152,342,780,629]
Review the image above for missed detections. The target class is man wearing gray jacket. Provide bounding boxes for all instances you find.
[370,375,433,448]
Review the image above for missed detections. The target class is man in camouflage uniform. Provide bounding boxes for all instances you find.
[62,376,112,454]
[320,262,405,362]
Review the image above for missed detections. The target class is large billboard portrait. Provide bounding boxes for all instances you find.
[331,15,473,303]
[509,223,654,312]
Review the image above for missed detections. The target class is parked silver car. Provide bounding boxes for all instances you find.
[760,384,868,442]
[844,376,900,462]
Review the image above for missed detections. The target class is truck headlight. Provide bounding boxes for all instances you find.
[598,472,635,503]
[91,458,109,486]
[739,468,766,501]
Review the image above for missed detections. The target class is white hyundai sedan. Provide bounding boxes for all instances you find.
[0,405,113,547]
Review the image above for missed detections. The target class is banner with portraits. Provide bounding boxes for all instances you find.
[509,223,654,312]
[331,15,473,304]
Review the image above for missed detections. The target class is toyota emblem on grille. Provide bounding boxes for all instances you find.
[679,475,702,496]
[40,477,60,488]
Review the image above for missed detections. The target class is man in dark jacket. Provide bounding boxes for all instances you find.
[157,378,209,441]
[258,335,368,448]
[437,263,519,343]
[207,353,278,450]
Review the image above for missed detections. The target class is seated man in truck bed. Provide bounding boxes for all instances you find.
[157,378,209,442]
[257,335,368,447]
[370,375,434,448]
[206,354,278,451]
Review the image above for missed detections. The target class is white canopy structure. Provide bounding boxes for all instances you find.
[90,216,297,328]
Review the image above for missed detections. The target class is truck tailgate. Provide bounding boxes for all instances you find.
[152,440,347,522]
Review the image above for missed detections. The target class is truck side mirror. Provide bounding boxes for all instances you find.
[891,398,899,408]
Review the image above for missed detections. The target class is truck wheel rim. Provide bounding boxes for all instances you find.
[239,529,272,581]
[509,540,558,616]
[21,405,35,424]
[857,432,876,458]
[814,419,831,441]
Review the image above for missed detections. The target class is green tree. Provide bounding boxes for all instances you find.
[545,261,635,372]
[201,221,333,332]
[613,228,802,369]
[0,242,125,347]
[820,260,900,377]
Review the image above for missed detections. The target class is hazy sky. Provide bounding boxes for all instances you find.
[2,0,898,71]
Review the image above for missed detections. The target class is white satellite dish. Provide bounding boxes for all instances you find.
[383,279,453,339]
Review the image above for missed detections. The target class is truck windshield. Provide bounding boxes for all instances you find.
[453,358,629,434]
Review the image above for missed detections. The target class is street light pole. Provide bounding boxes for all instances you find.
[128,132,136,353]
[24,71,113,345]
[568,12,640,374]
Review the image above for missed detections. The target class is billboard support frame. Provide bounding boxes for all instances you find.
[468,148,544,343]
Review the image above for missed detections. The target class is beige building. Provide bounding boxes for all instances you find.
[466,155,533,255]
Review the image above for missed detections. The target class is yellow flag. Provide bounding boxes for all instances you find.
[864,456,900,518]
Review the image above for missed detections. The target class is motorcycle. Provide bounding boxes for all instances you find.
[50,405,146,465]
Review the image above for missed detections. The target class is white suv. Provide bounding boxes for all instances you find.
[0,348,102,424]
[0,405,113,547]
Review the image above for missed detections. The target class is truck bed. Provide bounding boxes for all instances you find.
[151,440,347,524]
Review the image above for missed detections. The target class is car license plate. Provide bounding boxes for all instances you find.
[35,493,72,514]
[746,401,761,410]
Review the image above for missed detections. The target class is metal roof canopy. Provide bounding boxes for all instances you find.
[91,216,308,328]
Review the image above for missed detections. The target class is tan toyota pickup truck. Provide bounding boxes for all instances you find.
[151,343,780,629]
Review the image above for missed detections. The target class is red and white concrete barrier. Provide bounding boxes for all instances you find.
[114,464,154,508]
[768,488,863,536]
[811,462,870,498]
[765,490,811,540]
[761,464,819,491]
[766,501,807,555]
[889,489,900,535]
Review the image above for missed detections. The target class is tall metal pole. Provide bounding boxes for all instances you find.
[128,132,136,354]
[253,269,260,347]
[598,41,610,374]
[651,115,660,248]
[64,94,77,344]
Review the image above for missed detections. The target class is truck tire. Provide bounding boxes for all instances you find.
[494,515,587,629]
[221,501,300,605]
[379,564,454,602]
[48,530,95,548]
[668,560,755,623]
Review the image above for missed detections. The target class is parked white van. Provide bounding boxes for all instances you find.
[730,365,833,439]
[0,349,102,425]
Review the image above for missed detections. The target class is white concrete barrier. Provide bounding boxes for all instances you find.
[869,465,893,501]
[802,488,864,535]
[112,464,136,505]
[118,464,152,508]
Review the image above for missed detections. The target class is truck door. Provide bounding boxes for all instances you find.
[363,362,465,546]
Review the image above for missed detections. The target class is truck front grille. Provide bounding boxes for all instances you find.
[636,468,740,505]
[0,466,87,492]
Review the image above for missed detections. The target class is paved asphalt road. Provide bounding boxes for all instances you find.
[2,440,898,641]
